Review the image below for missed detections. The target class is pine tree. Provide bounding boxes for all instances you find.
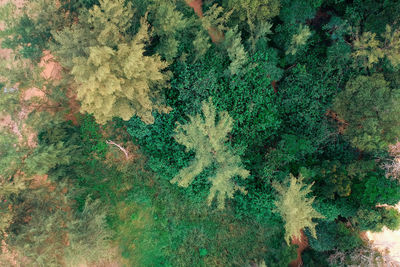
[273,174,324,244]
[171,98,249,209]
[53,0,170,124]
[193,30,211,60]
[382,25,400,68]
[201,4,232,33]
[149,0,188,61]
[64,197,114,266]
[224,26,248,75]
[24,142,74,176]
[353,25,400,68]
[223,0,280,25]
[286,24,312,55]
[353,31,384,68]
[0,133,25,199]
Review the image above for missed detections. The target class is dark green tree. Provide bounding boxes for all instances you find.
[333,74,400,152]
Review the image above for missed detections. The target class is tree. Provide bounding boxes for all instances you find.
[171,98,249,209]
[333,74,400,152]
[286,24,312,55]
[71,21,170,124]
[273,174,324,244]
[0,0,64,61]
[24,142,74,176]
[353,25,400,68]
[148,0,188,61]
[352,207,400,232]
[224,26,248,75]
[0,133,25,200]
[64,197,114,266]
[223,0,280,28]
[52,0,170,124]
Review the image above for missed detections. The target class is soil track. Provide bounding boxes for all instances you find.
[186,0,224,43]
[289,230,308,267]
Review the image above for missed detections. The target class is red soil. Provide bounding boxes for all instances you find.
[272,80,277,94]
[289,230,309,267]
[64,88,80,125]
[186,0,224,43]
[325,109,348,134]
[39,50,63,81]
[187,0,203,18]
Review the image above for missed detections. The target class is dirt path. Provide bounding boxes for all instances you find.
[289,230,308,267]
[185,0,224,43]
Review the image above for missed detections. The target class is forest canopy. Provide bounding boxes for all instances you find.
[1,0,400,266]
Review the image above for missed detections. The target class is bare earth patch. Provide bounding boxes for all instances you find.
[186,0,224,43]
[366,202,400,265]
[289,230,308,267]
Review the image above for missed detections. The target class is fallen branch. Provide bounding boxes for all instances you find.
[106,140,129,159]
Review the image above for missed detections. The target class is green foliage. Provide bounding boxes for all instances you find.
[279,0,317,24]
[306,221,337,252]
[352,207,400,232]
[302,161,352,199]
[353,25,400,68]
[223,0,280,23]
[80,114,107,158]
[224,26,248,75]
[53,0,170,124]
[286,25,312,55]
[277,63,336,151]
[171,98,249,209]
[65,197,114,266]
[9,186,70,266]
[0,0,66,61]
[301,249,329,267]
[352,172,400,207]
[307,221,363,252]
[267,134,316,168]
[149,0,188,61]
[334,223,363,252]
[247,21,273,52]
[273,174,324,244]
[3,0,400,265]
[213,48,282,162]
[24,142,73,176]
[0,133,25,199]
[333,74,400,152]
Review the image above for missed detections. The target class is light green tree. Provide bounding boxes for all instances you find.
[149,0,188,61]
[273,174,324,244]
[383,25,400,68]
[223,0,280,25]
[286,24,312,55]
[201,4,232,33]
[52,0,170,124]
[192,4,232,58]
[193,30,211,60]
[353,25,400,68]
[0,133,25,200]
[224,26,248,75]
[64,197,114,266]
[171,98,249,209]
